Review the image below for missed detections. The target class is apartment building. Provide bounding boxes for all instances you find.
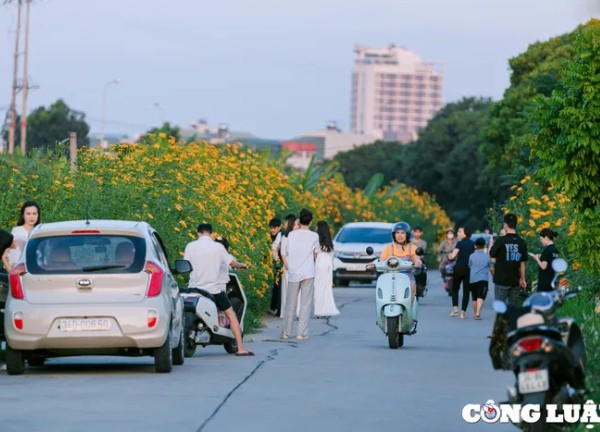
[351,44,444,143]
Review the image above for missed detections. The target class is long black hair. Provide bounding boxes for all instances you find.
[17,200,41,226]
[316,220,334,252]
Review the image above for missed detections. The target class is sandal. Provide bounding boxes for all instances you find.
[450,311,459,317]
[475,315,482,320]
[460,312,466,319]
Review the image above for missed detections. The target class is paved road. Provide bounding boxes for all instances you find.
[0,271,514,431]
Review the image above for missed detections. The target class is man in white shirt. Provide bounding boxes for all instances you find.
[280,208,319,340]
[184,224,253,356]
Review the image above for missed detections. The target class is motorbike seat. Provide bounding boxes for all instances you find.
[517,313,545,328]
[187,287,217,303]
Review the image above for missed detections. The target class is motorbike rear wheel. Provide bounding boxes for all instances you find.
[184,338,197,358]
[387,316,403,349]
[521,392,548,432]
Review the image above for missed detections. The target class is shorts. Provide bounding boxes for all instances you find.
[471,280,488,300]
[214,291,232,311]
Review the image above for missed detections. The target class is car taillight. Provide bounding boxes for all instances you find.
[145,261,163,297]
[13,312,24,330]
[71,230,101,234]
[9,263,26,299]
[148,310,158,328]
[518,337,544,352]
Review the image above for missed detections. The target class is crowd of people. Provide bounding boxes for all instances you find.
[438,213,561,321]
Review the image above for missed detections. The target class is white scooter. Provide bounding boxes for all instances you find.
[179,268,247,357]
[367,246,421,349]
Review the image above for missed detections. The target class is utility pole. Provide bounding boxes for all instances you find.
[20,0,31,156]
[8,0,23,155]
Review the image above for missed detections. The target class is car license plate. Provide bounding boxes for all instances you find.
[518,369,549,394]
[347,264,367,272]
[60,318,111,332]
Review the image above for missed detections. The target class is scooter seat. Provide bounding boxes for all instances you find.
[186,287,217,303]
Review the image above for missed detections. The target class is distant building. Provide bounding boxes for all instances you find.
[351,44,444,143]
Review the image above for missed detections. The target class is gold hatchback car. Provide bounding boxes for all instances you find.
[4,220,191,375]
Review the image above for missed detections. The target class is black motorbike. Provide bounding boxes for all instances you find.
[489,258,586,431]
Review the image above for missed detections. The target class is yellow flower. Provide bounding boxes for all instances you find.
[528,219,535,228]
[147,213,154,220]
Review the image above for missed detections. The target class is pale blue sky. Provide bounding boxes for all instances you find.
[1,0,598,139]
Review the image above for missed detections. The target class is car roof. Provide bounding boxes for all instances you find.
[340,222,394,229]
[29,220,151,238]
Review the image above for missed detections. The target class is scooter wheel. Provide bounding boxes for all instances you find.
[224,341,238,354]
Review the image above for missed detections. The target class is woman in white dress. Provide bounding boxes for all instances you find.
[6,200,41,271]
[280,216,300,319]
[313,221,339,318]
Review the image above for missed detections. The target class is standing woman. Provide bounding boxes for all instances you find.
[6,200,41,271]
[532,228,560,292]
[448,227,475,319]
[279,215,300,318]
[313,221,339,318]
[1,229,16,271]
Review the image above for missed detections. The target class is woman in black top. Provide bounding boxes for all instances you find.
[532,228,560,292]
[448,227,475,318]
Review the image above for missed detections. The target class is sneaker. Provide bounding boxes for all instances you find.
[280,333,289,340]
[296,334,310,341]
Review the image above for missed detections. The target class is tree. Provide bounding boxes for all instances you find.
[141,122,181,143]
[530,19,600,272]
[333,141,407,189]
[4,99,91,151]
[482,29,576,181]
[401,97,495,228]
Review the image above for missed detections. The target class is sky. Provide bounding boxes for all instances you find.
[0,0,598,140]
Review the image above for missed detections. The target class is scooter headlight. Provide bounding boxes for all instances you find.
[377,287,383,299]
[388,258,399,269]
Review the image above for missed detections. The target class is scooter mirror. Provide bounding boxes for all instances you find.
[492,300,507,314]
[366,246,374,255]
[552,258,568,274]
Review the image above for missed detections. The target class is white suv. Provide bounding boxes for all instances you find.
[333,222,393,286]
[5,220,190,375]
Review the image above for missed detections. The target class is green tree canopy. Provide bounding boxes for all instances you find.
[4,99,91,151]
[530,19,600,272]
[141,122,181,143]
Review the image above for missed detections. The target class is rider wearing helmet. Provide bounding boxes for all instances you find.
[379,221,423,303]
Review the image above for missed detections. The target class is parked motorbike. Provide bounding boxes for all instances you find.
[441,260,454,296]
[179,270,247,357]
[368,246,421,349]
[490,258,586,431]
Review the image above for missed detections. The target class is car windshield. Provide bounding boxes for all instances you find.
[336,227,390,244]
[26,235,146,274]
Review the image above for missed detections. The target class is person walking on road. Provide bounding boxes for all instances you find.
[468,237,492,320]
[531,228,559,292]
[313,221,339,318]
[448,227,475,319]
[280,208,319,341]
[489,213,528,307]
[268,217,283,316]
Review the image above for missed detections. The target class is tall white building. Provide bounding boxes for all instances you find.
[351,44,444,143]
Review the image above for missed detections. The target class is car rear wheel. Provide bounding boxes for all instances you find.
[154,332,173,373]
[6,345,25,375]
[172,326,185,366]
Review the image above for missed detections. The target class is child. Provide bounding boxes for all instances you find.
[468,237,492,320]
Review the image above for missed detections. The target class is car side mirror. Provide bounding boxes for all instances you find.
[173,259,192,275]
[366,246,374,255]
[415,247,425,256]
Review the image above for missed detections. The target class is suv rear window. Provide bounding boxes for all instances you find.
[336,227,390,244]
[26,235,146,274]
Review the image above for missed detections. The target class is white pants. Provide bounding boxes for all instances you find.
[282,278,314,337]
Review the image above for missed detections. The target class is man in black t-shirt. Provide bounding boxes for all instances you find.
[489,213,528,306]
